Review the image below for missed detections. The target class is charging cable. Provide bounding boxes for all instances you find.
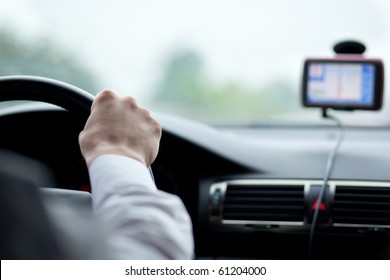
[308,108,345,259]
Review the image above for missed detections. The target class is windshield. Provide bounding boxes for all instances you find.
[1,0,390,126]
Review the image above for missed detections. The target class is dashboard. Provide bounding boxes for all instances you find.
[1,103,390,260]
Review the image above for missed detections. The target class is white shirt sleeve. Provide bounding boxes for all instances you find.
[89,154,194,259]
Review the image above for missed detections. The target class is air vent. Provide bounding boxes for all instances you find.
[209,180,306,226]
[333,185,390,227]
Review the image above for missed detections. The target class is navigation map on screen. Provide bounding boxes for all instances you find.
[306,63,375,106]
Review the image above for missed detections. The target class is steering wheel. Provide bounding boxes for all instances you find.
[0,75,94,122]
[0,75,95,204]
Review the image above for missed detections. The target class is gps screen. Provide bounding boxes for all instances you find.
[305,62,375,107]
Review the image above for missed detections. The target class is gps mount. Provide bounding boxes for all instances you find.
[333,40,366,55]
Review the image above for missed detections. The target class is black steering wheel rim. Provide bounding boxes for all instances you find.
[0,75,94,123]
[0,75,95,201]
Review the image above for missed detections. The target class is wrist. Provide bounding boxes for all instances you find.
[83,145,146,167]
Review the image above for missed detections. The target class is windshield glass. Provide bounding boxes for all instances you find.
[1,0,390,126]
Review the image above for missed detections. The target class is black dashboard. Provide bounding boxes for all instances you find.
[1,103,390,260]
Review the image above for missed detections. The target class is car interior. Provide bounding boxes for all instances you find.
[1,0,390,260]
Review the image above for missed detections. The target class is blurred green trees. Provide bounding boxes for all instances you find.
[0,26,300,124]
[0,28,99,94]
[152,50,299,124]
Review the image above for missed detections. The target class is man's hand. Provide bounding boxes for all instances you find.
[79,90,162,167]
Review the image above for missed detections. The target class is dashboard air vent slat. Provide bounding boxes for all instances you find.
[222,184,304,223]
[333,185,390,226]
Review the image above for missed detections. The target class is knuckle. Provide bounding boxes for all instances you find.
[96,89,117,101]
[92,90,117,110]
[122,96,137,108]
[152,118,162,137]
[153,118,161,131]
[140,107,151,117]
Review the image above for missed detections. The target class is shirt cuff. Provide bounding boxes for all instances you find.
[89,154,157,206]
